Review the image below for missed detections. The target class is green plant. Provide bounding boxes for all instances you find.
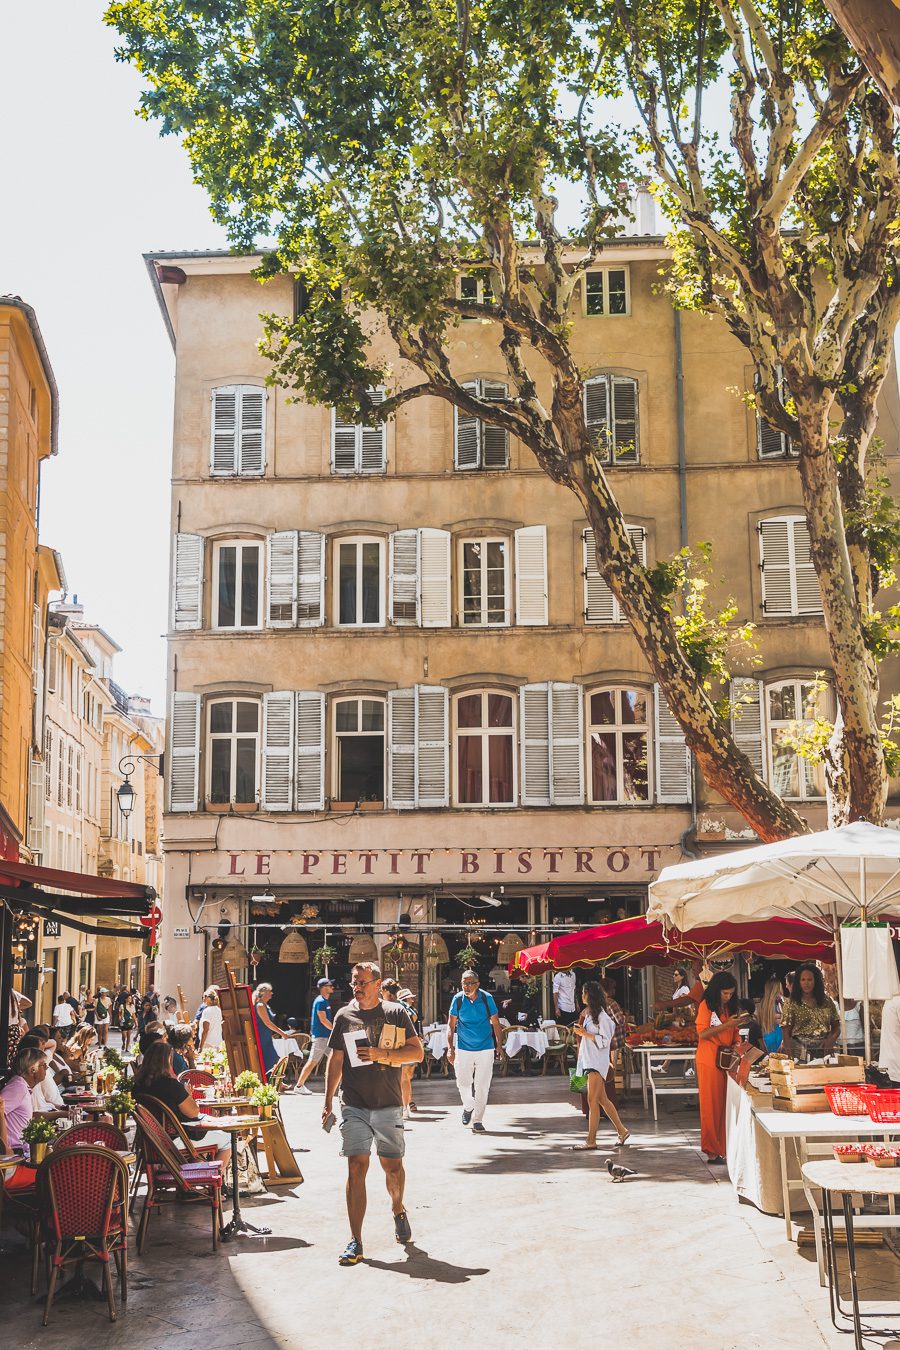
[234,1070,262,1095]
[22,1116,55,1144]
[524,976,542,998]
[455,945,479,970]
[108,1089,135,1115]
[102,1047,124,1071]
[311,945,336,976]
[251,1084,279,1107]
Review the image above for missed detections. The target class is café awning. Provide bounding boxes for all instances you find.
[0,858,155,937]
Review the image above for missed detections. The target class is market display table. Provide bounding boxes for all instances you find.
[504,1028,550,1060]
[204,1114,276,1240]
[802,1160,900,1350]
[629,1046,697,1120]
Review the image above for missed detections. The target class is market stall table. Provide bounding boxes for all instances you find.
[629,1045,697,1119]
[199,1113,277,1240]
[802,1159,900,1350]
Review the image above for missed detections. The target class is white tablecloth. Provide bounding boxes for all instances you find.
[505,1029,550,1059]
[272,1036,304,1060]
[426,1026,450,1059]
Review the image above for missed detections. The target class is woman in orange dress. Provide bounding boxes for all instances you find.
[695,972,746,1165]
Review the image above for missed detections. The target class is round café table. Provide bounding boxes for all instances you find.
[202,1114,276,1240]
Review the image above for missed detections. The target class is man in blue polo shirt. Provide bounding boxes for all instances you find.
[296,978,334,1094]
[447,971,502,1132]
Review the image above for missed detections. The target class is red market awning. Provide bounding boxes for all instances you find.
[511,914,835,975]
[0,858,153,900]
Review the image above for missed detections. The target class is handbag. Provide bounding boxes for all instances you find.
[569,1070,588,1093]
[716,1045,736,1072]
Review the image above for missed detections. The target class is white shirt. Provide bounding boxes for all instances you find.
[53,1001,74,1028]
[575,1010,615,1074]
[552,971,577,1013]
[32,1071,64,1111]
[672,983,692,1003]
[879,994,900,1081]
[843,1001,864,1043]
[198,1003,224,1049]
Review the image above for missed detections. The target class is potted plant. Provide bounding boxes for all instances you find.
[250,944,265,967]
[108,1088,136,1132]
[455,944,479,970]
[311,944,336,977]
[103,1046,125,1072]
[22,1116,55,1165]
[382,941,404,971]
[234,1070,262,1098]
[251,1083,279,1119]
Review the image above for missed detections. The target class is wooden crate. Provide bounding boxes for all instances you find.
[767,1056,864,1112]
[771,1091,831,1112]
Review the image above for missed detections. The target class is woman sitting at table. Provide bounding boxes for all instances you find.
[168,1023,197,1075]
[780,963,841,1061]
[133,1040,231,1167]
[56,1023,97,1077]
[0,1046,51,1190]
[695,971,746,1166]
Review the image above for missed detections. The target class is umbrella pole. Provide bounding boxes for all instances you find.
[833,905,848,1056]
[860,859,872,1064]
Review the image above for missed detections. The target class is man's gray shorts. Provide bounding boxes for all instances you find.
[307,1036,329,1065]
[340,1104,405,1158]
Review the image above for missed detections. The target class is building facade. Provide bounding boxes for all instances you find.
[147,239,900,1024]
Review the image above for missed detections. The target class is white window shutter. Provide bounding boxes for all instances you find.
[654,685,692,803]
[759,518,793,616]
[584,375,610,459]
[416,685,449,807]
[792,518,822,614]
[611,377,639,463]
[262,691,295,811]
[730,678,767,782]
[172,533,204,631]
[360,387,386,473]
[211,387,238,475]
[238,387,265,474]
[297,531,325,626]
[390,530,420,625]
[515,525,548,625]
[550,682,584,805]
[294,692,325,810]
[481,381,509,468]
[267,532,298,627]
[520,684,551,806]
[455,381,480,470]
[46,634,58,693]
[332,409,359,473]
[388,689,417,809]
[169,692,200,812]
[419,528,451,627]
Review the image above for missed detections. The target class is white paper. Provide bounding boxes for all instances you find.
[343,1030,373,1067]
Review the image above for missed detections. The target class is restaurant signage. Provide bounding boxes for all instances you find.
[42,919,61,938]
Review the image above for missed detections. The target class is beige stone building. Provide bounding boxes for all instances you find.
[146,234,900,1024]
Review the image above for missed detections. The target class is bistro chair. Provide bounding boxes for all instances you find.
[51,1121,129,1152]
[541,1025,571,1076]
[0,1162,42,1295]
[132,1104,223,1255]
[178,1068,216,1094]
[139,1093,220,1162]
[500,1024,529,1077]
[36,1145,129,1325]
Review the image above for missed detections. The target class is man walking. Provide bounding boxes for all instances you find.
[296,977,334,1094]
[448,971,502,1133]
[324,962,423,1266]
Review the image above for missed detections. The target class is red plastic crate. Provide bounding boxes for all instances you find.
[824,1084,873,1116]
[866,1089,900,1125]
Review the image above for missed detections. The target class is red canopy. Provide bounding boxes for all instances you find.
[511,914,834,975]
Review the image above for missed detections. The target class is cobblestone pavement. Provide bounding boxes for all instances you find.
[2,1076,897,1350]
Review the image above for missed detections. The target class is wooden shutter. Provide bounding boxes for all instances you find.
[46,634,58,694]
[759,517,794,615]
[611,377,639,463]
[757,416,787,459]
[584,375,610,460]
[169,692,200,812]
[515,525,548,625]
[27,755,45,855]
[520,684,551,806]
[267,531,298,627]
[455,381,480,470]
[297,531,325,626]
[583,525,643,622]
[482,381,509,468]
[388,688,417,809]
[360,387,386,473]
[262,692,294,811]
[419,528,451,627]
[294,692,325,810]
[211,387,238,474]
[416,685,449,807]
[332,409,359,473]
[390,530,419,625]
[654,686,692,803]
[550,682,584,805]
[238,387,265,474]
[792,518,822,614]
[730,678,767,781]
[172,533,204,630]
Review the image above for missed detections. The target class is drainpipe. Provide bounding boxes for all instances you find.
[674,308,699,855]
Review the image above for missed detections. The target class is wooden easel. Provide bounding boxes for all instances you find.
[219,962,304,1187]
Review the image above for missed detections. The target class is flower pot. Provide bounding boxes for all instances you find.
[258,1103,273,1119]
[29,1141,49,1165]
[112,1111,128,1132]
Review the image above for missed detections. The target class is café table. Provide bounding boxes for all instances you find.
[199,1113,277,1240]
[629,1045,698,1119]
[425,1026,449,1060]
[504,1028,550,1061]
[801,1159,900,1350]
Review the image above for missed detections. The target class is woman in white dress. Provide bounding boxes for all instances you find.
[572,981,630,1149]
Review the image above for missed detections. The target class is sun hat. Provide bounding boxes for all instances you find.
[396,988,415,1002]
[316,976,333,988]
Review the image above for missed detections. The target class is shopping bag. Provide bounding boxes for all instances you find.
[569,1070,588,1093]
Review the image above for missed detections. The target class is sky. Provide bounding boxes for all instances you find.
[0,3,228,713]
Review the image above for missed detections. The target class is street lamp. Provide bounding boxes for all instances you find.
[116,753,162,820]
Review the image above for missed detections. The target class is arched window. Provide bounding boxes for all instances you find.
[587,688,650,804]
[454,691,516,806]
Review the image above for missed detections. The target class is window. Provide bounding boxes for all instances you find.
[460,538,510,626]
[587,688,650,804]
[211,385,265,476]
[455,380,509,470]
[757,366,796,459]
[584,374,639,464]
[584,267,629,316]
[56,738,65,807]
[455,691,516,806]
[333,698,385,803]
[213,540,262,629]
[767,680,826,800]
[335,537,384,627]
[458,273,495,316]
[758,516,821,616]
[331,388,386,474]
[59,654,67,708]
[207,699,260,804]
[75,749,82,814]
[44,729,52,801]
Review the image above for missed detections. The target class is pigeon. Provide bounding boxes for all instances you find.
[607,1158,637,1182]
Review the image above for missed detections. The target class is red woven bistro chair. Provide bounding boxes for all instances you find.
[139,1092,220,1161]
[51,1122,129,1152]
[178,1068,216,1094]
[36,1145,129,1325]
[132,1104,223,1255]
[0,1162,42,1295]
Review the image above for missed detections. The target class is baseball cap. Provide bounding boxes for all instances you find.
[317,976,333,988]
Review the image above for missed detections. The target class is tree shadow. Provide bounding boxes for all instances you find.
[363,1243,489,1284]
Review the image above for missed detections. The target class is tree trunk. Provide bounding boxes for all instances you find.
[822,0,900,119]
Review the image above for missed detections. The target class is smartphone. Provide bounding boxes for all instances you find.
[323,1111,336,1133]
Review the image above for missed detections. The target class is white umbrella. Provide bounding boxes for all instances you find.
[648,822,900,1061]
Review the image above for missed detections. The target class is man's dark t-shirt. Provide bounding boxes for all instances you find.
[328,1000,416,1110]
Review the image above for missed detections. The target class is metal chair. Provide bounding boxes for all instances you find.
[178,1068,217,1093]
[541,1025,571,1076]
[501,1025,529,1076]
[132,1104,223,1255]
[51,1122,129,1152]
[138,1092,220,1161]
[36,1145,129,1325]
